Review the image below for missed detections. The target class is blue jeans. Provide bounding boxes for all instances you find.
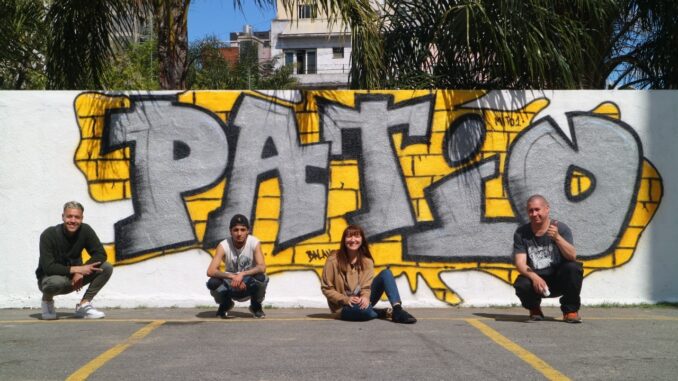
[207,274,268,309]
[340,268,402,321]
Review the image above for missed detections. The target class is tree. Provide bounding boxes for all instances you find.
[186,35,297,89]
[35,0,678,90]
[100,38,160,90]
[46,0,148,89]
[0,0,47,89]
[377,0,678,89]
[378,0,622,89]
[43,0,383,90]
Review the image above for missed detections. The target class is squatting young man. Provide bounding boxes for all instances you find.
[36,201,113,319]
[206,214,268,318]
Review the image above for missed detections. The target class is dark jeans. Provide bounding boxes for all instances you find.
[341,268,402,321]
[38,262,113,302]
[207,274,268,309]
[514,261,583,314]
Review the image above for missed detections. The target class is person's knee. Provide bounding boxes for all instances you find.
[559,261,583,276]
[40,276,70,295]
[99,262,113,275]
[206,277,223,291]
[513,276,533,294]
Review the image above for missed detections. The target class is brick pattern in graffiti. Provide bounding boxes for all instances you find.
[73,90,663,305]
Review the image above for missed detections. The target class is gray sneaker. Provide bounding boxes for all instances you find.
[41,301,57,320]
[74,303,105,319]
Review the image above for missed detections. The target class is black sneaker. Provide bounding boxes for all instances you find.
[374,307,392,319]
[216,299,234,318]
[392,307,416,324]
[249,305,266,319]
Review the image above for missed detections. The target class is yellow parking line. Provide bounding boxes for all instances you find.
[65,320,165,381]
[466,318,570,381]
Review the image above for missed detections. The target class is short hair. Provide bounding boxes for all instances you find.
[526,194,549,207]
[63,201,84,213]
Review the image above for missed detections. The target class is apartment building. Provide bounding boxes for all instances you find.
[228,25,272,65]
[270,0,353,88]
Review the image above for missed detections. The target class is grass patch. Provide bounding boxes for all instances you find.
[587,302,678,309]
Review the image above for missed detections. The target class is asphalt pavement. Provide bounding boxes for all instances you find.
[1,306,677,380]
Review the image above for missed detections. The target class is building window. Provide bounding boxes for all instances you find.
[298,2,317,19]
[332,47,344,59]
[284,49,317,75]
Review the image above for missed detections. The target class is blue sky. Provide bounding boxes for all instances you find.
[188,0,277,42]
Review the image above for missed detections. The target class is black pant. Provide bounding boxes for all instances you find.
[514,261,583,314]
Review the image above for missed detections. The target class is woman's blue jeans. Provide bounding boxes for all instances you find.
[340,268,401,321]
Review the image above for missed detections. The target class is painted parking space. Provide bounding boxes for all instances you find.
[2,308,677,380]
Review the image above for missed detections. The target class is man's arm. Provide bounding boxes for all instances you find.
[546,221,576,261]
[39,230,71,276]
[515,253,547,294]
[83,224,108,264]
[206,244,233,280]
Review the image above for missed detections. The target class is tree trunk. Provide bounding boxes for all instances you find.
[155,0,190,89]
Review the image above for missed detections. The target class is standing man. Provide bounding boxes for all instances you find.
[513,195,583,323]
[36,201,113,320]
[206,214,268,318]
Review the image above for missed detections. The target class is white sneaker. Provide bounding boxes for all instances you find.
[74,303,105,319]
[41,301,57,320]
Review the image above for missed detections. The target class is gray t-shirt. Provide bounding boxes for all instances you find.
[513,221,574,275]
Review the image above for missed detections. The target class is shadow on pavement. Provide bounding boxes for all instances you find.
[306,313,335,319]
[28,312,75,320]
[473,312,559,323]
[195,310,253,319]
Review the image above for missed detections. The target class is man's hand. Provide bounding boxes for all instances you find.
[71,273,84,291]
[531,275,548,295]
[76,262,103,276]
[231,273,246,291]
[546,220,560,241]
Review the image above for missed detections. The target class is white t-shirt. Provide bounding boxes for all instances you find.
[219,235,260,273]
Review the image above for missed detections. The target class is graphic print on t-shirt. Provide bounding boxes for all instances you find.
[527,241,560,271]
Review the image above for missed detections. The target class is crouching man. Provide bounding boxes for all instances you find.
[513,195,583,323]
[206,214,268,318]
[36,201,113,319]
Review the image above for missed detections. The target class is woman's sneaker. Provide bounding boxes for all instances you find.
[41,301,57,320]
[392,306,417,324]
[74,303,105,319]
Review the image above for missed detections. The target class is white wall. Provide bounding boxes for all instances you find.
[1,90,676,309]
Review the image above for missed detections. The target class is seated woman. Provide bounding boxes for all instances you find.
[321,225,416,323]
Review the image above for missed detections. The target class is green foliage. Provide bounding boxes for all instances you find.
[0,0,47,89]
[376,0,678,89]
[187,36,297,90]
[45,0,147,89]
[100,39,160,90]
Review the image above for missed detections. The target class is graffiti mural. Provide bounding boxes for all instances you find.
[72,90,663,305]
